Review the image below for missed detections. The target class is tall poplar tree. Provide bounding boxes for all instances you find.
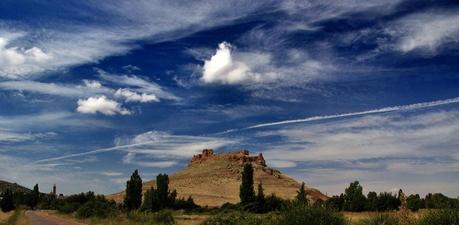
[124,169,143,211]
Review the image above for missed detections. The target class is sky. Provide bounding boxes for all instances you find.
[0,0,458,197]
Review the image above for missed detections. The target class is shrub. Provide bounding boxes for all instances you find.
[358,214,401,225]
[56,202,79,214]
[418,209,459,225]
[75,199,117,219]
[202,212,277,225]
[278,205,347,225]
[128,210,175,225]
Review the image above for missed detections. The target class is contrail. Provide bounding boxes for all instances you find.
[218,96,459,134]
[33,141,157,164]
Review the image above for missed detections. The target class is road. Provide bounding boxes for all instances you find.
[25,211,86,225]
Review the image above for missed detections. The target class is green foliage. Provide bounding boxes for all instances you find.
[26,184,39,209]
[357,214,401,225]
[407,194,423,212]
[278,205,347,225]
[256,182,265,205]
[0,189,15,212]
[202,211,278,225]
[56,191,98,214]
[366,191,378,211]
[128,210,175,225]
[417,209,459,225]
[424,193,459,209]
[239,163,255,204]
[295,182,309,206]
[172,196,198,211]
[376,192,400,211]
[325,194,345,211]
[344,181,366,212]
[124,169,143,211]
[75,198,117,219]
[142,174,181,212]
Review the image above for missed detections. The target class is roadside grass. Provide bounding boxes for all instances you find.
[0,209,29,225]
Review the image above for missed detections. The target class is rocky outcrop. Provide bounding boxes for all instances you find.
[190,149,266,167]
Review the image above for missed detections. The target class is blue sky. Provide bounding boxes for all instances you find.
[0,0,458,197]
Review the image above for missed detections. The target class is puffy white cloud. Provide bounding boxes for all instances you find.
[115,88,159,103]
[77,96,131,115]
[0,37,51,78]
[202,42,254,84]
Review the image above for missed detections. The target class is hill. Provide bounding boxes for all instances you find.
[108,149,328,207]
[0,180,31,193]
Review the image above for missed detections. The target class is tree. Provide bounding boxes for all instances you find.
[1,189,15,212]
[407,194,422,212]
[377,192,400,211]
[124,169,143,211]
[141,173,178,211]
[325,194,344,211]
[366,191,378,211]
[295,182,309,206]
[239,163,255,204]
[256,182,265,204]
[27,184,40,209]
[343,181,366,212]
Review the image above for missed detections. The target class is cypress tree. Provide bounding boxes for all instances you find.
[27,184,40,209]
[124,169,143,211]
[239,163,255,204]
[256,182,265,204]
[296,182,309,206]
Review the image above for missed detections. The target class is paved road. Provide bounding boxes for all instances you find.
[25,211,86,225]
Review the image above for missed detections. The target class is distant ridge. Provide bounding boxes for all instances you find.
[108,149,328,207]
[0,180,31,193]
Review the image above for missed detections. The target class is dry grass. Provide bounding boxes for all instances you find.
[0,211,13,222]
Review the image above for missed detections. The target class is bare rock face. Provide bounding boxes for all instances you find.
[107,149,328,207]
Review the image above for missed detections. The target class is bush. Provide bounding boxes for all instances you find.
[277,205,347,225]
[202,212,277,225]
[418,209,459,225]
[128,210,175,225]
[358,214,400,225]
[75,199,117,219]
[56,202,79,214]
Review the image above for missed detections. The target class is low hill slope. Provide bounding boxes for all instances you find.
[0,180,31,193]
[108,149,328,207]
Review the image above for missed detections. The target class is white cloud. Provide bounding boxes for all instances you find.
[202,42,254,84]
[394,11,459,53]
[0,1,273,79]
[115,88,159,103]
[98,70,179,101]
[101,172,123,177]
[0,130,56,143]
[0,37,52,79]
[83,80,102,89]
[77,96,131,115]
[0,80,110,97]
[201,42,327,86]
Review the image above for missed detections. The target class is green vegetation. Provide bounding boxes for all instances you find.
[26,184,39,210]
[239,163,256,204]
[0,189,15,212]
[0,209,22,225]
[76,198,118,219]
[295,182,309,206]
[343,181,367,212]
[418,209,459,225]
[124,169,143,211]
